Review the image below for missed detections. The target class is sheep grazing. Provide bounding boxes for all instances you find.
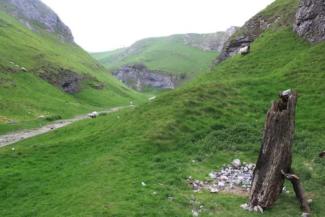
[88,111,99,119]
[239,45,250,55]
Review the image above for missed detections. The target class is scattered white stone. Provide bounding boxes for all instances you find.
[188,159,255,194]
[209,186,219,193]
[141,182,146,186]
[152,191,157,195]
[247,163,255,170]
[192,210,199,217]
[301,212,310,217]
[220,175,228,181]
[218,181,225,188]
[241,203,263,213]
[307,199,312,204]
[209,172,217,179]
[240,203,249,210]
[11,147,15,151]
[232,159,241,168]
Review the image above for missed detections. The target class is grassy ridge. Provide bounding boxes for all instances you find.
[92,36,218,76]
[0,10,145,134]
[1,25,324,216]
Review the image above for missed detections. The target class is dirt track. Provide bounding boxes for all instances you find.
[0,107,124,148]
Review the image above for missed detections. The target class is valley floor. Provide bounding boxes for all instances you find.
[0,106,128,148]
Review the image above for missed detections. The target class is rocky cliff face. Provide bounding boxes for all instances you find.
[294,0,325,43]
[182,27,238,52]
[113,64,175,91]
[217,0,299,63]
[37,66,104,93]
[217,15,288,63]
[1,0,74,42]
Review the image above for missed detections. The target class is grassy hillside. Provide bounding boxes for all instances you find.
[92,35,218,76]
[0,10,145,134]
[1,0,325,216]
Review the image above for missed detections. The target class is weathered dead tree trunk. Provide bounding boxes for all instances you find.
[281,170,311,215]
[249,90,297,208]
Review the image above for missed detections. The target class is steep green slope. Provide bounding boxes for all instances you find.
[92,35,218,76]
[0,10,144,134]
[1,0,325,216]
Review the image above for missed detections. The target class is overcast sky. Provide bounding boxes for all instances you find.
[41,0,275,52]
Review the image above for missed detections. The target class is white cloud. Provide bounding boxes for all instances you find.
[41,0,275,52]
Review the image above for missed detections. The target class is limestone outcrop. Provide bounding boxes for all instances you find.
[113,64,175,91]
[294,0,325,43]
[2,0,74,42]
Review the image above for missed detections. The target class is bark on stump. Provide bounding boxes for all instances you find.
[249,90,297,208]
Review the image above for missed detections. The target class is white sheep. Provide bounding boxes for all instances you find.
[88,111,99,118]
[239,45,250,55]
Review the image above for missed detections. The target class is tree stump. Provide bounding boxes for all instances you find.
[249,90,298,208]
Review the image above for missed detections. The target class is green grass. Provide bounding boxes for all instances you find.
[92,35,218,77]
[0,10,145,134]
[1,25,324,216]
[1,0,325,216]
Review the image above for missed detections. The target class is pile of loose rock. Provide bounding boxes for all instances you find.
[188,159,255,194]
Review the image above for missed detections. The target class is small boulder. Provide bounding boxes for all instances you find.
[232,159,241,168]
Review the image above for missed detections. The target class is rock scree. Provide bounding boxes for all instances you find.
[188,159,256,195]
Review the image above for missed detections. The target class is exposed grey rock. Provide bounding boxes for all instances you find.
[188,160,255,194]
[294,0,325,43]
[2,0,74,42]
[232,159,241,168]
[37,67,104,93]
[217,1,298,63]
[217,16,274,63]
[113,64,175,91]
[38,68,83,93]
[182,27,239,52]
[241,203,263,213]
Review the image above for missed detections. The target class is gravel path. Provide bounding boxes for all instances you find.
[0,106,126,148]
